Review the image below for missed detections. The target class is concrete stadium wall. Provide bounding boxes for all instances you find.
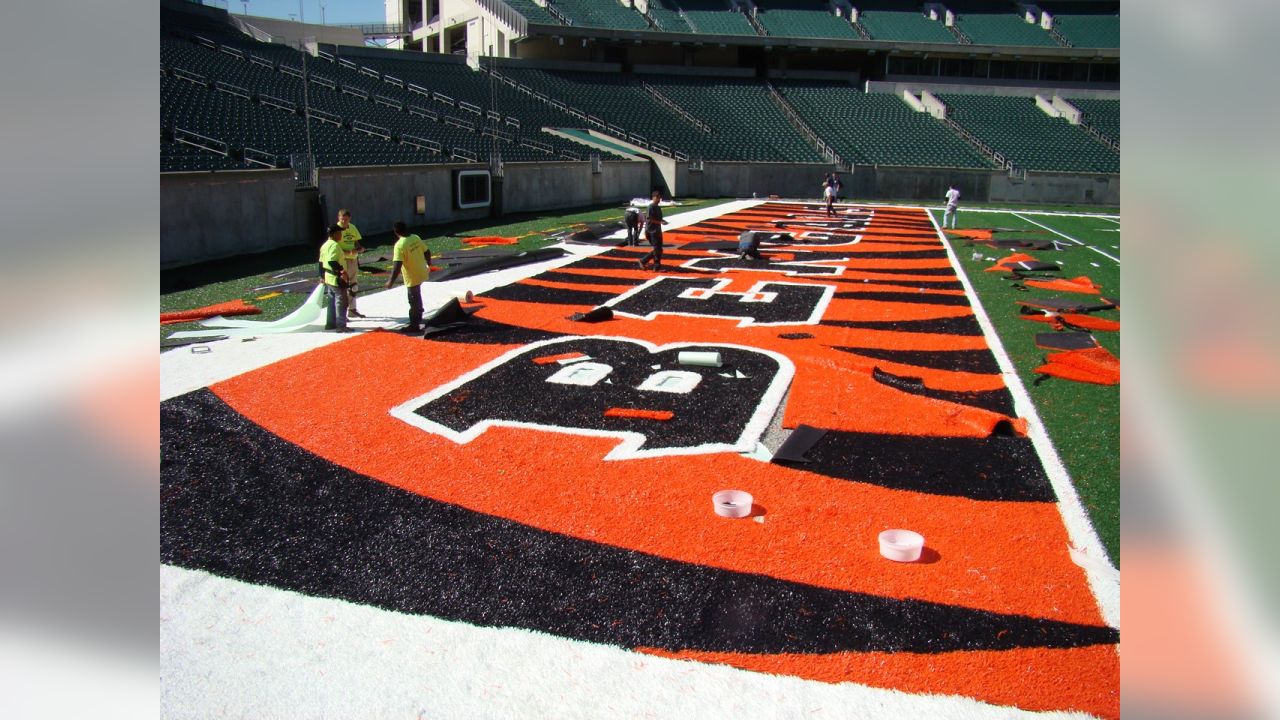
[500,161,651,213]
[316,163,492,233]
[990,171,1119,206]
[161,170,298,269]
[162,160,650,268]
[677,163,835,200]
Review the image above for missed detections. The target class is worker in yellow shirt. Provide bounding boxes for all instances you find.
[384,221,432,333]
[336,208,365,319]
[318,224,350,331]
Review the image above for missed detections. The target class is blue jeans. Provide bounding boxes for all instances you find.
[324,284,348,330]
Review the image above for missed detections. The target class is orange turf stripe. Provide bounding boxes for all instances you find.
[604,408,673,421]
[161,299,260,325]
[210,331,1105,626]
[637,645,1119,719]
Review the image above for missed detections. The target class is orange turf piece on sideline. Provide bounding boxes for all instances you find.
[161,299,260,325]
[985,253,1038,272]
[946,228,994,241]
[1035,347,1120,385]
[1022,313,1120,332]
[1024,276,1102,295]
[462,236,520,246]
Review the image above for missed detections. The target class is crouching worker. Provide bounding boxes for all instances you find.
[385,221,432,333]
[624,205,644,246]
[737,230,765,261]
[318,224,351,331]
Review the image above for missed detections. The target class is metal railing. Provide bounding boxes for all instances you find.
[214,80,251,99]
[765,80,845,167]
[1047,25,1072,47]
[942,116,1013,171]
[408,104,439,120]
[242,147,279,168]
[341,84,369,99]
[1080,120,1119,151]
[401,134,442,153]
[451,147,479,162]
[351,120,391,139]
[851,18,871,40]
[543,2,573,26]
[946,22,972,45]
[174,127,228,156]
[640,81,713,133]
[171,66,208,85]
[259,93,297,112]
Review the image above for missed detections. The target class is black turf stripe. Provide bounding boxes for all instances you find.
[480,283,617,307]
[872,367,1017,416]
[830,345,1002,374]
[535,270,646,287]
[776,426,1055,502]
[161,390,1114,654]
[833,291,971,306]
[841,250,948,260]
[843,267,956,276]
[820,316,984,336]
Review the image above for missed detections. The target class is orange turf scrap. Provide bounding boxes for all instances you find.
[985,253,1038,272]
[462,235,520,246]
[1022,312,1120,332]
[946,228,994,241]
[161,299,260,325]
[1036,347,1120,385]
[1023,276,1102,295]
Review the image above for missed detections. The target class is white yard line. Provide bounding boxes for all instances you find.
[926,208,1120,630]
[1011,212,1121,264]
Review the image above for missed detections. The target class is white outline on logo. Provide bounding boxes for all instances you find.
[605,277,836,327]
[389,336,795,461]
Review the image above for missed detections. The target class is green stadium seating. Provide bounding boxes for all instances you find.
[502,0,564,25]
[951,2,1058,46]
[939,93,1119,173]
[679,1,758,36]
[776,81,992,168]
[1067,98,1118,144]
[549,0,649,30]
[1048,11,1118,48]
[856,1,957,43]
[755,0,859,39]
[645,0,694,32]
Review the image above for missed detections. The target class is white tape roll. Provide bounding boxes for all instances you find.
[678,351,722,367]
[712,490,753,519]
[878,529,924,562]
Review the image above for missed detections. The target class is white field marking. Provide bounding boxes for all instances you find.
[161,565,1101,720]
[161,200,757,401]
[926,208,1120,629]
[1099,217,1120,224]
[762,198,1119,220]
[1011,212,1121,264]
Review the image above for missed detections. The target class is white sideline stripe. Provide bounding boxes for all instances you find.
[160,200,754,401]
[161,565,1099,720]
[926,208,1120,630]
[1011,212,1121,264]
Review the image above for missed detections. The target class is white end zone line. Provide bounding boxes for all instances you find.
[926,208,1120,630]
[1011,212,1121,264]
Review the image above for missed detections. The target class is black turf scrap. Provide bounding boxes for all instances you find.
[1017,297,1116,313]
[791,427,1056,503]
[419,315,563,346]
[1008,261,1061,272]
[161,390,1113,654]
[778,332,814,340]
[771,425,828,463]
[871,367,1016,416]
[830,346,1001,375]
[1035,332,1098,351]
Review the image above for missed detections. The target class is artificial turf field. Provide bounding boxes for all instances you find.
[161,198,1120,718]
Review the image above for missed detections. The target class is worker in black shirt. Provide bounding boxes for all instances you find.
[637,189,669,271]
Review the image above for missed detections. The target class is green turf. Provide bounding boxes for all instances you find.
[932,208,1120,566]
[160,198,727,341]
